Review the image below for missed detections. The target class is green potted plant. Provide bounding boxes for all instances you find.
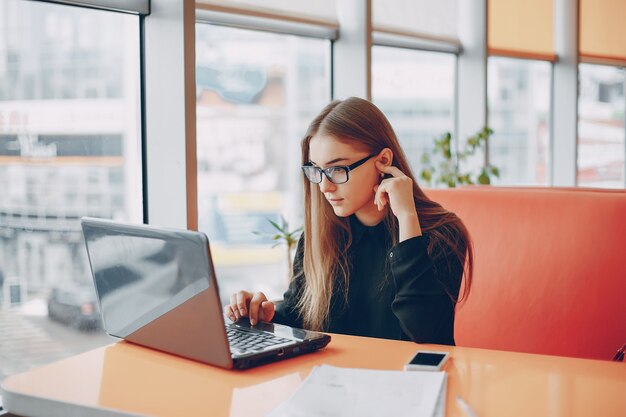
[254,216,302,282]
[420,126,500,187]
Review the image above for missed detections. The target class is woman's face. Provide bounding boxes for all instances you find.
[308,134,383,225]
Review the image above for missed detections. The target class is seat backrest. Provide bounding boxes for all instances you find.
[425,187,626,360]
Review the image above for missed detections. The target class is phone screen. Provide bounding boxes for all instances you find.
[409,352,446,366]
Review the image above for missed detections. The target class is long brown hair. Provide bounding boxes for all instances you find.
[296,97,473,331]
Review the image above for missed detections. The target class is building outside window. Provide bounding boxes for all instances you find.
[577,64,625,188]
[195,24,331,304]
[0,0,142,380]
[487,57,552,186]
[372,46,456,177]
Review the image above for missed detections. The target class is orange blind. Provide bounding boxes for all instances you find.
[488,0,555,61]
[580,0,626,65]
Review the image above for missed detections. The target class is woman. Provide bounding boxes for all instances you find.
[224,97,473,345]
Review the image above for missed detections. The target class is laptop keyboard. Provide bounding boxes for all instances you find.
[226,325,292,353]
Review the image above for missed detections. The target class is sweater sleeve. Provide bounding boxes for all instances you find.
[273,235,305,328]
[388,235,463,345]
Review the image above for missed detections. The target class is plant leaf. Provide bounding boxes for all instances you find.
[478,172,490,184]
[268,218,284,233]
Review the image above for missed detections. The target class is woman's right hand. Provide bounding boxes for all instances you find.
[223,290,275,326]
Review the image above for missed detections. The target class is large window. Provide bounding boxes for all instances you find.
[577,64,625,188]
[0,1,141,380]
[372,46,456,174]
[195,24,331,304]
[488,57,551,185]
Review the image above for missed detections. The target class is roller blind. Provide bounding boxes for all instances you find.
[372,0,458,42]
[580,0,626,65]
[196,0,337,26]
[33,0,149,15]
[488,0,554,60]
[195,0,338,39]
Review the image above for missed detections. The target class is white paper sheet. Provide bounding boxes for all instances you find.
[266,365,447,417]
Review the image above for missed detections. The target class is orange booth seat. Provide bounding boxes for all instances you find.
[424,186,626,361]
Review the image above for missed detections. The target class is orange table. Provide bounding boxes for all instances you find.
[2,334,625,417]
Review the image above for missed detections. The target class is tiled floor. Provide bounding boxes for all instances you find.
[0,305,112,381]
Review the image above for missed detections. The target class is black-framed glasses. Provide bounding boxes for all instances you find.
[301,153,377,184]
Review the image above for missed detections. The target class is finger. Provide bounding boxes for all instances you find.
[375,162,406,178]
[374,183,388,211]
[374,183,382,206]
[373,184,381,210]
[379,194,388,211]
[380,193,388,210]
[236,291,251,317]
[248,292,267,326]
[223,305,236,322]
[230,293,240,320]
[259,301,275,322]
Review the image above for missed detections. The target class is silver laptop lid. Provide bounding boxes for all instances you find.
[81,217,232,368]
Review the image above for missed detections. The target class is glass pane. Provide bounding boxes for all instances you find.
[372,46,455,175]
[487,57,551,185]
[577,64,625,188]
[195,24,331,304]
[0,0,142,380]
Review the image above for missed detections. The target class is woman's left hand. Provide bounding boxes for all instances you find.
[374,162,422,240]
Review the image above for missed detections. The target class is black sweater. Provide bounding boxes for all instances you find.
[274,215,463,345]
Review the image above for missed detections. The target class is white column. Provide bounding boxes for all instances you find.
[333,0,372,100]
[123,17,142,224]
[457,0,487,164]
[552,0,579,186]
[144,0,197,228]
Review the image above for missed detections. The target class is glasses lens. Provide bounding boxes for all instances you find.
[302,166,322,183]
[326,166,348,184]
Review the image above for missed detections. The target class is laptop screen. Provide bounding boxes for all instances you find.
[82,220,212,337]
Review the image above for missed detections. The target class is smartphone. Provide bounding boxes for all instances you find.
[404,351,449,371]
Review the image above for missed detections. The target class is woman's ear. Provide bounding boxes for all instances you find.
[377,148,393,167]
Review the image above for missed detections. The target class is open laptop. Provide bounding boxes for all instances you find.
[80,217,330,370]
